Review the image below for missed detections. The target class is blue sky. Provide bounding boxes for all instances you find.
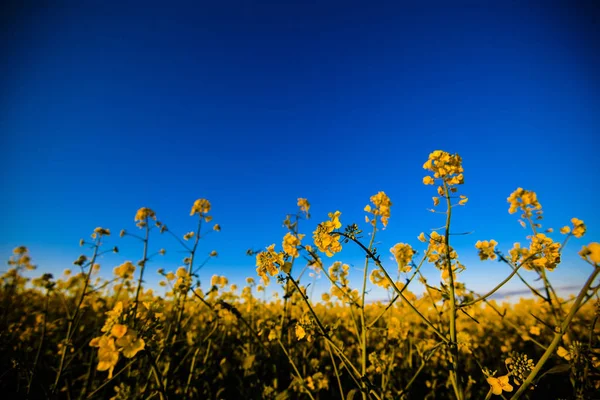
[1,1,599,300]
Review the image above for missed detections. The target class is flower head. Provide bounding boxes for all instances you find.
[190,199,211,217]
[475,240,498,261]
[486,375,513,395]
[297,198,310,217]
[256,244,285,284]
[390,243,414,272]
[134,208,156,228]
[313,211,343,257]
[364,192,392,227]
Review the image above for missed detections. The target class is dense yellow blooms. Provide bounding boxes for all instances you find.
[91,227,111,239]
[475,240,498,261]
[113,261,135,279]
[297,198,310,216]
[571,217,586,238]
[5,150,599,399]
[282,232,304,258]
[369,268,391,289]
[190,198,211,216]
[255,244,285,284]
[507,188,541,219]
[422,150,464,186]
[390,243,414,272]
[509,234,561,271]
[580,242,600,265]
[134,207,157,228]
[313,211,342,257]
[364,191,392,227]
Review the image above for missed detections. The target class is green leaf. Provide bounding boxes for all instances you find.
[535,364,571,383]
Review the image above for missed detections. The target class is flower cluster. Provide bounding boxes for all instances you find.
[475,240,498,261]
[364,191,392,227]
[255,244,285,284]
[507,188,542,222]
[425,231,457,269]
[134,207,157,228]
[571,217,587,238]
[313,211,342,257]
[297,198,310,217]
[282,232,305,258]
[528,234,561,271]
[422,150,464,187]
[390,243,415,272]
[91,227,111,239]
[505,352,534,385]
[579,242,600,265]
[370,268,391,289]
[113,261,135,279]
[173,267,192,293]
[509,233,561,271]
[90,324,145,378]
[190,199,212,222]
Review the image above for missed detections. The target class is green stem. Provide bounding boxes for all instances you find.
[443,181,462,400]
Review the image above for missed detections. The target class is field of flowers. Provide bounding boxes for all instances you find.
[1,150,599,399]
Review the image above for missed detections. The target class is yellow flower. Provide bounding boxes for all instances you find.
[116,329,145,358]
[579,242,600,265]
[417,232,427,242]
[283,232,305,258]
[507,188,541,217]
[183,231,195,240]
[557,346,571,361]
[134,207,156,228]
[390,243,414,272]
[111,324,128,339]
[13,246,28,255]
[571,217,586,238]
[113,261,135,279]
[268,329,277,341]
[422,150,464,185]
[256,244,285,283]
[313,212,343,257]
[297,198,310,216]
[458,195,468,205]
[295,323,306,340]
[90,336,119,378]
[486,375,513,395]
[560,226,570,234]
[93,227,111,237]
[475,240,498,261]
[190,199,211,216]
[432,197,440,206]
[370,268,391,289]
[365,192,392,227]
[213,224,221,232]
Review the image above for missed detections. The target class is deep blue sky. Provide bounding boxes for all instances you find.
[2,1,599,299]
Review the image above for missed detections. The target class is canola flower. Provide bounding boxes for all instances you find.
[313,211,342,257]
[4,151,599,400]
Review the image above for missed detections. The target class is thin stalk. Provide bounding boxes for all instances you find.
[276,338,316,400]
[360,223,377,400]
[133,222,151,325]
[443,181,462,400]
[53,240,100,393]
[327,341,345,400]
